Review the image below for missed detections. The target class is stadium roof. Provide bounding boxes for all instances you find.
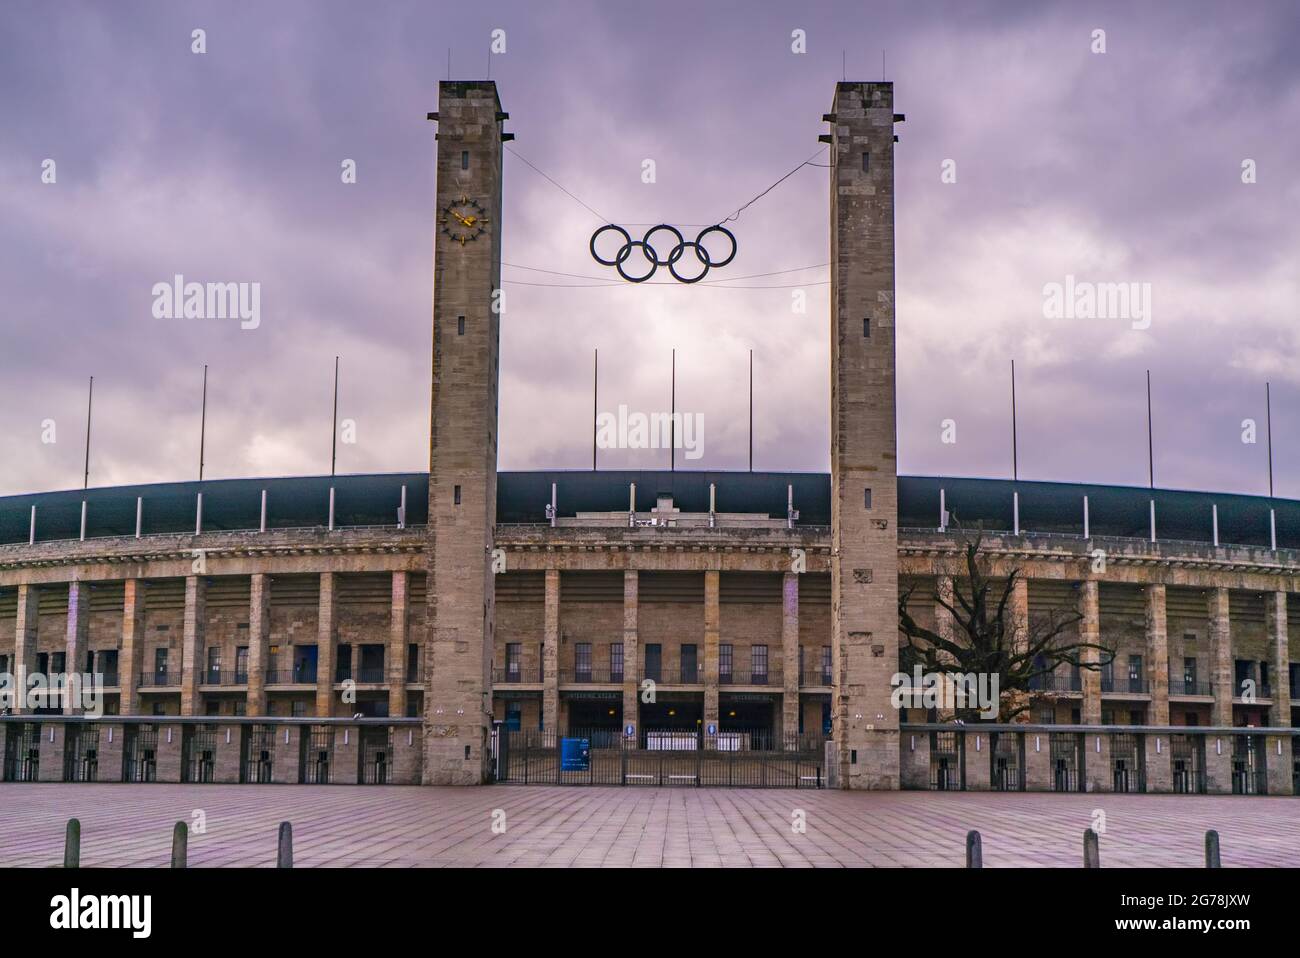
[0,471,1296,550]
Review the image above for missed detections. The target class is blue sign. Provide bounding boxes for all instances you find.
[624,725,635,737]
[707,724,717,735]
[560,737,590,771]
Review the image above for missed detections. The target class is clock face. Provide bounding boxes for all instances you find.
[441,195,487,245]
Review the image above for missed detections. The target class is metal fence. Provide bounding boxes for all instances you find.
[1170,734,1205,794]
[182,725,217,783]
[3,722,41,782]
[1110,733,1145,793]
[930,731,964,790]
[123,724,158,783]
[497,728,824,788]
[1050,733,1083,792]
[300,726,333,784]
[241,724,275,783]
[62,724,100,782]
[991,731,1023,791]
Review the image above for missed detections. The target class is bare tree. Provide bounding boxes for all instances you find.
[897,524,1114,722]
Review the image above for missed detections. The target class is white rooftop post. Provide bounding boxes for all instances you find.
[787,484,798,530]
[1212,503,1219,547]
[135,497,142,538]
[195,493,203,535]
[328,487,336,531]
[29,505,36,545]
[1013,491,1020,536]
[628,483,636,526]
[939,487,947,532]
[397,484,406,529]
[709,483,716,528]
[80,500,87,541]
[1083,495,1090,540]
[260,489,267,532]
[548,482,557,527]
[1149,499,1156,543]
[1270,508,1277,551]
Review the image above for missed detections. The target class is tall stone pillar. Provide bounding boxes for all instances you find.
[827,81,903,789]
[246,573,271,716]
[542,568,560,732]
[424,80,508,785]
[1145,584,1170,725]
[180,575,206,716]
[119,579,146,715]
[781,572,800,739]
[1010,576,1029,653]
[1208,587,1232,726]
[621,570,639,740]
[1267,591,1289,727]
[389,571,410,719]
[12,584,38,715]
[64,580,89,714]
[934,575,954,645]
[315,572,337,718]
[1079,580,1102,725]
[703,570,720,735]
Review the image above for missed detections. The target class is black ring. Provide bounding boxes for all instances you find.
[642,224,684,266]
[615,240,657,283]
[694,225,736,268]
[590,224,631,267]
[668,242,710,284]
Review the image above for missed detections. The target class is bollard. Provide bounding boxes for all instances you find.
[277,822,293,868]
[1205,830,1221,868]
[1083,828,1100,868]
[966,830,982,868]
[170,821,188,869]
[63,819,81,869]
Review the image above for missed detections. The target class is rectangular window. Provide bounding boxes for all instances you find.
[821,645,832,684]
[1101,658,1114,691]
[50,652,65,674]
[864,488,872,509]
[1183,657,1198,694]
[862,151,870,172]
[233,700,246,716]
[461,150,469,170]
[752,645,769,682]
[154,648,169,676]
[719,643,733,682]
[610,642,624,683]
[407,643,420,682]
[291,701,307,718]
[235,647,248,682]
[1127,654,1142,692]
[505,642,521,680]
[863,317,870,338]
[644,644,661,683]
[457,315,465,335]
[207,646,221,681]
[680,645,698,683]
[454,485,462,505]
[575,642,592,682]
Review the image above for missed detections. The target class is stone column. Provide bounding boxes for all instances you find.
[247,573,271,717]
[1267,592,1290,727]
[1208,587,1232,726]
[1145,584,1169,725]
[1079,581,1102,725]
[542,568,560,732]
[120,579,145,716]
[781,572,800,740]
[12,584,38,715]
[180,575,206,716]
[899,730,930,789]
[389,571,410,719]
[64,580,90,714]
[1084,732,1112,792]
[621,570,639,740]
[1265,734,1292,795]
[1144,733,1173,793]
[1022,731,1052,791]
[1010,576,1029,653]
[315,572,337,718]
[703,570,720,735]
[934,575,954,644]
[1203,733,1232,793]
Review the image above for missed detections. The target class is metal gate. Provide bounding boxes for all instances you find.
[929,731,964,790]
[241,724,275,783]
[1050,733,1082,792]
[2,722,41,782]
[122,724,158,783]
[182,725,216,783]
[1232,735,1266,795]
[497,729,824,788]
[360,727,392,784]
[63,724,100,782]
[1110,733,1145,793]
[300,725,333,783]
[1170,734,1205,794]
[991,731,1022,791]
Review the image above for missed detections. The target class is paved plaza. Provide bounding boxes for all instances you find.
[1,784,1297,867]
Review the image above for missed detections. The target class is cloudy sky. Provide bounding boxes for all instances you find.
[1,0,1297,499]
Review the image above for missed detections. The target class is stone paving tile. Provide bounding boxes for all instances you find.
[1,783,1297,867]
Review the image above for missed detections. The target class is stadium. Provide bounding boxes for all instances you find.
[1,79,1296,795]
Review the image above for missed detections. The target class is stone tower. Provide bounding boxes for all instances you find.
[424,81,509,784]
[827,82,902,789]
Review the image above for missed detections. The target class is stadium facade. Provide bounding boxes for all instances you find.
[0,80,1297,793]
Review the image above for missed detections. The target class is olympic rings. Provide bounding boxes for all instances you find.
[589,223,737,283]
